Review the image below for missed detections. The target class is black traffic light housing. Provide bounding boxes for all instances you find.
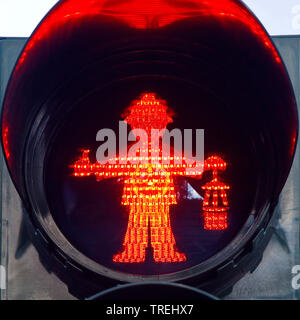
[1,0,298,298]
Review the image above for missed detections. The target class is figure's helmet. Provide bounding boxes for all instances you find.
[124,93,173,135]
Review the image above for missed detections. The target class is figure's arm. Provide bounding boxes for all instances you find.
[183,160,204,178]
[164,159,204,178]
[71,150,137,180]
[182,155,229,178]
[71,150,94,177]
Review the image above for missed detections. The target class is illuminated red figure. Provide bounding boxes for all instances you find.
[72,93,230,263]
[202,156,230,230]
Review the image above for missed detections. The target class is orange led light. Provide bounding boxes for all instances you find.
[3,127,10,159]
[15,0,281,71]
[71,93,230,263]
[202,156,230,230]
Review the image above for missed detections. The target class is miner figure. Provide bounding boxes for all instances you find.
[72,93,229,263]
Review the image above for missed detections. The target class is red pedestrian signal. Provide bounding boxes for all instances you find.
[1,0,298,298]
[71,93,230,263]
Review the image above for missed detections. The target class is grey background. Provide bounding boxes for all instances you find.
[0,36,299,300]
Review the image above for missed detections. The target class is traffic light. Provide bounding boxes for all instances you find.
[1,0,298,298]
[88,282,218,301]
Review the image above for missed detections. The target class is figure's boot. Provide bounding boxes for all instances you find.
[113,226,148,263]
[151,226,186,263]
[152,243,186,262]
[113,243,147,263]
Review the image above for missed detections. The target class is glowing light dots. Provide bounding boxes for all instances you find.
[202,156,230,230]
[71,93,231,263]
[15,0,282,71]
[3,127,10,159]
[124,93,173,133]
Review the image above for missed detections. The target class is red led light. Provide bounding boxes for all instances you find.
[124,93,173,134]
[3,127,10,159]
[15,0,281,71]
[202,156,230,230]
[71,93,231,263]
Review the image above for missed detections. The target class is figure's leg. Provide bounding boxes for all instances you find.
[150,205,186,263]
[113,207,148,263]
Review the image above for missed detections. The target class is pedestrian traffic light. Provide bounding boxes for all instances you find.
[1,0,298,298]
[71,93,230,264]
